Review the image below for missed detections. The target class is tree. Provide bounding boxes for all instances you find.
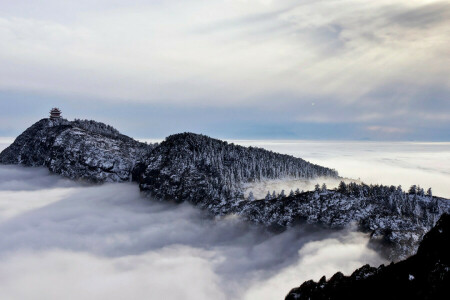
[248,191,255,201]
[338,181,347,194]
[426,187,432,197]
[272,191,277,199]
[289,189,294,197]
[295,188,300,195]
[321,183,327,192]
[265,191,272,200]
[409,185,417,194]
[417,186,424,196]
[314,184,321,192]
[280,190,286,198]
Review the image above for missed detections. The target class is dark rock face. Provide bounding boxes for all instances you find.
[138,132,338,212]
[0,118,154,182]
[285,213,450,300]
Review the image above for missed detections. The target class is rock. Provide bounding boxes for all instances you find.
[285,213,450,300]
[0,118,154,182]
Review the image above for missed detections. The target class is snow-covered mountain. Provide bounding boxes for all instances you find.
[1,118,449,260]
[0,118,154,182]
[236,183,449,259]
[137,132,338,213]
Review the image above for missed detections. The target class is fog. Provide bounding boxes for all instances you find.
[236,140,450,199]
[1,140,449,299]
[0,168,382,299]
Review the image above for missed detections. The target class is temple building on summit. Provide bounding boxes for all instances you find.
[49,108,62,120]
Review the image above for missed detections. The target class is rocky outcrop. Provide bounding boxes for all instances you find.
[0,118,154,182]
[285,213,450,300]
[237,184,449,259]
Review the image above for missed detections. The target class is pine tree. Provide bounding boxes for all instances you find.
[426,187,432,197]
[289,189,295,197]
[265,191,272,200]
[314,184,320,192]
[338,181,347,194]
[248,191,255,201]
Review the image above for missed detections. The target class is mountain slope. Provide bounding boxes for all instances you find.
[238,183,449,259]
[137,132,338,213]
[285,213,450,300]
[0,118,153,182]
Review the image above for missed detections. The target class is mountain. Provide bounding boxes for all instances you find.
[236,183,449,259]
[285,213,450,300]
[137,132,338,214]
[0,118,154,182]
[1,118,449,260]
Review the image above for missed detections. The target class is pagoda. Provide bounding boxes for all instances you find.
[49,108,62,120]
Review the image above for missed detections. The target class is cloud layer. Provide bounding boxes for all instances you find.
[237,140,450,198]
[0,0,449,139]
[0,165,384,299]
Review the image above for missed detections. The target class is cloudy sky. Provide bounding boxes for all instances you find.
[1,0,449,140]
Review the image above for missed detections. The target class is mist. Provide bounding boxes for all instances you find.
[2,140,448,299]
[0,164,384,300]
[236,140,450,198]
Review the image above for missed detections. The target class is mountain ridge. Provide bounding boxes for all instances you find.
[1,118,449,260]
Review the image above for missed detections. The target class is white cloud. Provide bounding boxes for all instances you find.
[235,140,450,198]
[0,165,385,299]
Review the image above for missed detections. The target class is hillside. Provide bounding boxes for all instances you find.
[285,213,450,300]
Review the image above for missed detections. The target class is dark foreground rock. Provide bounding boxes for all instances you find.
[285,213,450,300]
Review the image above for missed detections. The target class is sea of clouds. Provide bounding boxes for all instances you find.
[1,140,449,300]
[236,140,450,199]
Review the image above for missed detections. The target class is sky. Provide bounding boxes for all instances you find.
[0,0,449,140]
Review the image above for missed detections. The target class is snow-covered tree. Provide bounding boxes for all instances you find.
[338,181,347,194]
[248,191,255,201]
[417,186,424,196]
[314,184,321,192]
